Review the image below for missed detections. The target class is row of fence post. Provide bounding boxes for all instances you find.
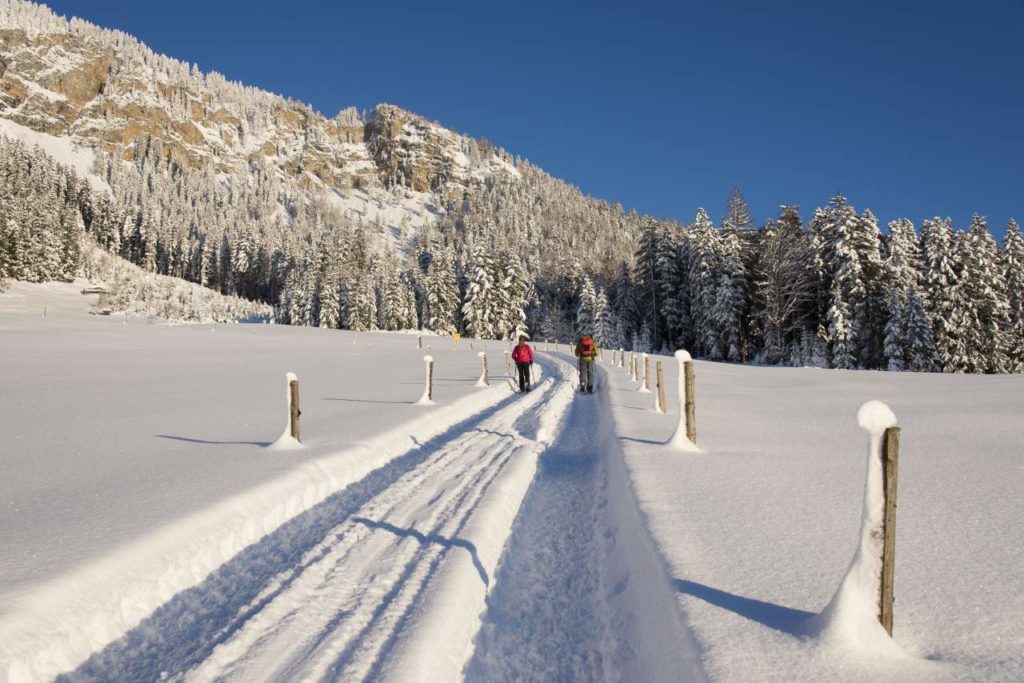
[284,350,500,441]
[615,348,695,444]
[606,346,900,638]
[288,333,901,638]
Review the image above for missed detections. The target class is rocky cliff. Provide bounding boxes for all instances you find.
[0,1,517,209]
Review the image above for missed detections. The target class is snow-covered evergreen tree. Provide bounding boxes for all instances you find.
[346,278,378,331]
[633,216,663,348]
[827,287,857,370]
[920,217,959,370]
[594,286,615,348]
[425,245,459,335]
[319,279,341,329]
[498,252,531,339]
[885,218,922,295]
[958,216,1010,373]
[813,195,866,368]
[636,322,653,354]
[720,188,754,358]
[1001,218,1024,371]
[657,225,687,348]
[854,210,886,367]
[688,208,722,356]
[711,272,742,361]
[883,288,906,371]
[576,275,598,337]
[462,245,499,339]
[904,287,938,372]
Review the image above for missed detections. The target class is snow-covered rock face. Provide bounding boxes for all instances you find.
[0,1,518,224]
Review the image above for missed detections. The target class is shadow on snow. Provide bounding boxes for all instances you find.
[59,387,527,682]
[673,579,814,637]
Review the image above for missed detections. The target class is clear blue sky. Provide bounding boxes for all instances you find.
[46,0,1023,235]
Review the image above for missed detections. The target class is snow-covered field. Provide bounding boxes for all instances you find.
[1,282,1021,682]
[608,354,1024,682]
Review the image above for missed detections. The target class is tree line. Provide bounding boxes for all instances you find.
[1,132,1020,373]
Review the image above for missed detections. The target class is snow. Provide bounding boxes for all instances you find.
[607,358,1024,682]
[668,349,700,451]
[0,118,108,193]
[269,372,305,450]
[812,400,905,657]
[18,78,66,103]
[467,355,705,682]
[638,352,651,393]
[857,399,899,435]
[324,187,443,254]
[415,356,435,405]
[475,351,489,386]
[2,282,1021,682]
[0,283,513,680]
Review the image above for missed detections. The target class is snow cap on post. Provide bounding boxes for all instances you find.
[417,355,435,405]
[857,400,897,436]
[475,351,489,387]
[811,400,904,656]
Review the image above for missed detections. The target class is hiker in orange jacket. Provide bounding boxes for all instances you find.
[573,334,600,393]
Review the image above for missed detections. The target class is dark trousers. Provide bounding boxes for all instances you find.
[516,362,531,391]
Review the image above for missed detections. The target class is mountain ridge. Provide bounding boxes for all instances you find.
[0,0,526,230]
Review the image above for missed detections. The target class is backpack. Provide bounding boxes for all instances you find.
[580,336,594,357]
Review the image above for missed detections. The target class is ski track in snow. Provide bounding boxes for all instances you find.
[466,354,705,683]
[54,353,703,683]
[465,387,611,682]
[57,359,570,683]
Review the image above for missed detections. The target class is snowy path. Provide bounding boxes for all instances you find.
[466,355,706,683]
[59,358,577,682]
[47,353,705,683]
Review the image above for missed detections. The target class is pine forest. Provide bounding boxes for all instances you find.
[0,0,1021,374]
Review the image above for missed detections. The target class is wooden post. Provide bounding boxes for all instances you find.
[288,374,301,442]
[880,426,900,636]
[504,350,511,376]
[476,351,489,386]
[684,360,696,444]
[639,353,651,393]
[630,353,638,381]
[656,361,666,414]
[419,355,435,403]
[418,335,422,349]
[545,339,549,352]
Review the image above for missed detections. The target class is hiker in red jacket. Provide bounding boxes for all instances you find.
[511,334,534,392]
